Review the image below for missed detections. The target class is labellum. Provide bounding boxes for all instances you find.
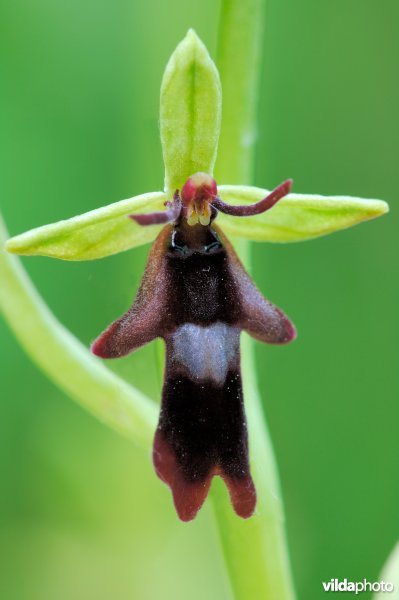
[91,172,296,521]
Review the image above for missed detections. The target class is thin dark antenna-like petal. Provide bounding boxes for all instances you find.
[129,193,182,226]
[212,179,293,217]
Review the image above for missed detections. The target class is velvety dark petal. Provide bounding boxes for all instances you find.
[129,194,182,226]
[91,226,172,358]
[212,179,292,217]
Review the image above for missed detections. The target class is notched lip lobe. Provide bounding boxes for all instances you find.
[153,429,257,522]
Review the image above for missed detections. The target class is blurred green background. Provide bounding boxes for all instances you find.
[1,1,398,599]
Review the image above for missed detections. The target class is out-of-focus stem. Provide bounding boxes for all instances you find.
[211,1,296,598]
[216,0,264,185]
[0,217,157,449]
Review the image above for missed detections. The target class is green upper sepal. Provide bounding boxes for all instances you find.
[161,29,222,196]
[217,185,389,242]
[5,192,166,260]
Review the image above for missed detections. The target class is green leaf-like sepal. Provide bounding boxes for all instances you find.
[5,192,166,260]
[161,29,222,195]
[218,185,389,242]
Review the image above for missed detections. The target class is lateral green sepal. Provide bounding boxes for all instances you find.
[5,192,166,260]
[217,185,389,242]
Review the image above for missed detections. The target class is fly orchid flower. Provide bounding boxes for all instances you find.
[5,30,388,521]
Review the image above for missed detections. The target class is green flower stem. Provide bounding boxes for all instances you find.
[211,1,296,598]
[0,217,157,449]
[216,0,264,185]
